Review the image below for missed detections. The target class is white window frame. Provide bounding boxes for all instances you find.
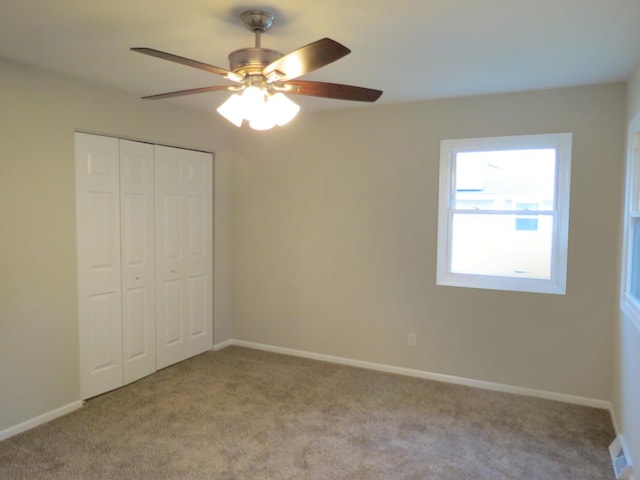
[437,133,572,295]
[621,113,640,331]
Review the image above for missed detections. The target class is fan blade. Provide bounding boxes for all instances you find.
[283,80,382,102]
[263,38,350,82]
[131,48,244,83]
[141,85,233,100]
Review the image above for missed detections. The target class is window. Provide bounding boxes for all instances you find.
[437,133,572,294]
[621,114,640,328]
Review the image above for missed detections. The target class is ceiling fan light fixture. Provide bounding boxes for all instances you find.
[217,86,299,130]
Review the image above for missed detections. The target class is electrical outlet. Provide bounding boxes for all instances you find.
[408,333,416,347]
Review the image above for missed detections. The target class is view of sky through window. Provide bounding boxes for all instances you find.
[450,148,557,280]
[454,149,556,211]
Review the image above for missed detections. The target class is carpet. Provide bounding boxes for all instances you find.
[0,346,615,479]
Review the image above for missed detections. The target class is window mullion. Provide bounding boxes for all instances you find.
[451,209,555,216]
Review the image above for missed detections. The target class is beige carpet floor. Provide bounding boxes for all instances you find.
[0,347,615,479]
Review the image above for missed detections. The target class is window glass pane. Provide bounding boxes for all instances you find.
[515,217,538,231]
[629,219,640,300]
[450,213,553,279]
[454,149,556,211]
[633,144,640,211]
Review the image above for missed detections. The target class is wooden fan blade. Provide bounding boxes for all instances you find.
[141,85,233,100]
[283,80,383,102]
[131,48,244,83]
[263,38,350,82]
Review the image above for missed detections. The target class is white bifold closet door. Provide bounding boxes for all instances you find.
[154,145,213,370]
[76,134,124,399]
[119,139,156,385]
[76,133,212,399]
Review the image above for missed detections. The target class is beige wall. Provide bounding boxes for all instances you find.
[0,57,234,431]
[0,50,629,441]
[232,84,625,401]
[628,66,640,123]
[611,62,640,473]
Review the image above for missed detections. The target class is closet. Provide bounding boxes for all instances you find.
[75,133,212,399]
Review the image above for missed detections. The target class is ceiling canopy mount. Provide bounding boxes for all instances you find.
[240,10,275,34]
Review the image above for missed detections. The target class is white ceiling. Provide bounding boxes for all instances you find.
[1,0,640,113]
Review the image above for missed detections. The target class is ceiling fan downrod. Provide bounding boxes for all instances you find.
[228,10,283,78]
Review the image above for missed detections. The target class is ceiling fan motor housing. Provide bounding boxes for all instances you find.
[228,48,283,77]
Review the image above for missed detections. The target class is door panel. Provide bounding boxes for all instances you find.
[123,287,147,359]
[89,292,120,370]
[120,139,156,384]
[121,194,145,265]
[155,145,212,369]
[87,192,118,268]
[187,196,206,256]
[188,274,206,336]
[161,278,183,345]
[75,133,123,399]
[162,195,182,259]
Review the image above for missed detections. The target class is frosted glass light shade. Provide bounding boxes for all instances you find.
[248,100,277,130]
[216,94,244,127]
[268,93,300,126]
[216,87,300,130]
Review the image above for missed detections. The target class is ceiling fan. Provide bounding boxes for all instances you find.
[131,10,383,130]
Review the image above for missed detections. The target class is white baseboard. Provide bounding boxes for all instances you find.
[213,339,233,351]
[225,339,612,410]
[0,400,83,442]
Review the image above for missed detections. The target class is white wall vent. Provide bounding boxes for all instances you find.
[610,436,634,480]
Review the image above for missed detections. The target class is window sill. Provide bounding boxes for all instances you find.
[437,273,566,295]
